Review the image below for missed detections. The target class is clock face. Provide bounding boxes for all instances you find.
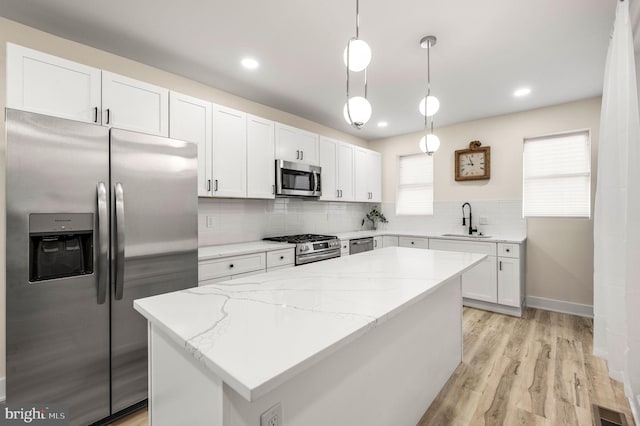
[458,152,486,177]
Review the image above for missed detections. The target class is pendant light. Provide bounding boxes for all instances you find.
[418,35,440,155]
[343,0,372,129]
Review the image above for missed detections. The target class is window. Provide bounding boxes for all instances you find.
[522,130,591,218]
[396,154,433,215]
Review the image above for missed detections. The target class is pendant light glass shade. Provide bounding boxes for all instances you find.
[343,96,372,128]
[343,39,372,72]
[419,95,440,117]
[418,35,440,155]
[419,133,441,155]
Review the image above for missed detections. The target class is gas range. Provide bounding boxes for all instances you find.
[264,234,341,265]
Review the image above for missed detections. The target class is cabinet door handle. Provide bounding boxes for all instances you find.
[207,179,212,192]
[214,180,218,191]
[374,240,377,248]
[499,261,503,271]
[506,248,511,253]
[337,189,340,198]
[300,150,304,161]
[296,150,300,160]
[340,189,343,198]
[272,184,275,195]
[94,106,99,123]
[106,108,111,125]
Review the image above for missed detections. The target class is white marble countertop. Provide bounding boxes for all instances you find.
[134,247,486,402]
[199,241,295,261]
[334,230,527,244]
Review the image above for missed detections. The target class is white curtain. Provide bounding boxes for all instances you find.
[593,0,640,418]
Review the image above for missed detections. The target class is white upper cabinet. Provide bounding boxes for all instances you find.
[339,143,356,201]
[247,114,275,199]
[102,71,169,136]
[169,91,213,197]
[354,147,382,202]
[319,137,355,202]
[212,105,247,198]
[319,137,338,201]
[7,43,101,123]
[275,123,319,165]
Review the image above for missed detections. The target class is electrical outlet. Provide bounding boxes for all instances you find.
[206,216,214,228]
[260,403,282,426]
[479,216,489,225]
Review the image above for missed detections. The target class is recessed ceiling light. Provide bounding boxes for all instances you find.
[514,87,531,97]
[377,121,388,128]
[241,58,259,69]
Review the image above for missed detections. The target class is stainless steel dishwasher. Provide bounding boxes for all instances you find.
[349,237,374,254]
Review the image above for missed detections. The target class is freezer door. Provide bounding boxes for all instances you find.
[110,128,198,413]
[5,109,111,425]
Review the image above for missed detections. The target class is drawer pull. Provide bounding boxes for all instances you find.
[280,256,284,260]
[506,248,511,252]
[229,264,234,269]
[411,241,415,245]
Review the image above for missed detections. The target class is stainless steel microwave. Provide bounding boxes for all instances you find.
[275,160,321,197]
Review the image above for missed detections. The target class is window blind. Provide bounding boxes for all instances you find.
[522,130,591,218]
[396,154,433,215]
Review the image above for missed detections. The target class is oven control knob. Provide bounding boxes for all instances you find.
[300,245,309,252]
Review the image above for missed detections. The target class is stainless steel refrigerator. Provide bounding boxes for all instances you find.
[5,108,198,425]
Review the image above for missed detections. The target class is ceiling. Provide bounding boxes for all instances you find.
[0,0,616,141]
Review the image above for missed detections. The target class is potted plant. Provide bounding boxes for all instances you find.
[365,206,388,230]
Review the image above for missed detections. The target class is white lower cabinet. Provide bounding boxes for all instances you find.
[373,236,383,250]
[429,238,525,315]
[398,236,429,249]
[429,239,498,303]
[498,257,520,306]
[497,242,524,308]
[198,252,266,286]
[462,256,498,303]
[266,248,295,270]
[382,236,399,247]
[340,240,350,257]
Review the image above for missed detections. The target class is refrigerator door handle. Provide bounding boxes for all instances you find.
[97,182,108,304]
[114,182,126,300]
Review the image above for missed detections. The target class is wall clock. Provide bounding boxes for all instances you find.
[455,140,491,181]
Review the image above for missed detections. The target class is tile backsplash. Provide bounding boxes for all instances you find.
[198,198,374,246]
[378,200,526,237]
[198,198,526,246]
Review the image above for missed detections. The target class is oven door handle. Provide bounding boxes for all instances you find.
[297,249,340,264]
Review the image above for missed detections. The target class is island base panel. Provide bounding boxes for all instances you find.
[149,322,223,426]
[147,275,462,426]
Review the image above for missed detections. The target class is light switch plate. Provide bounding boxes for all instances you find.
[206,216,214,228]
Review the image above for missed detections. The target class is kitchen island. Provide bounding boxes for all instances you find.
[134,247,486,426]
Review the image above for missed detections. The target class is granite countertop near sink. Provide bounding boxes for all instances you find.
[199,241,296,261]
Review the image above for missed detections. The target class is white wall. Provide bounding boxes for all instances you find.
[0,16,368,379]
[369,97,601,308]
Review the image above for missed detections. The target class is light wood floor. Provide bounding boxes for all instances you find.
[111,307,635,426]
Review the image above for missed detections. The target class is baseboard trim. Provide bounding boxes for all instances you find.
[526,296,593,318]
[463,298,523,317]
[630,394,640,426]
[0,377,5,402]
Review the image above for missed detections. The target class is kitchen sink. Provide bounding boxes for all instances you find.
[441,233,493,239]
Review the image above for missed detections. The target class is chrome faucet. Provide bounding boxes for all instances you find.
[461,202,477,235]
